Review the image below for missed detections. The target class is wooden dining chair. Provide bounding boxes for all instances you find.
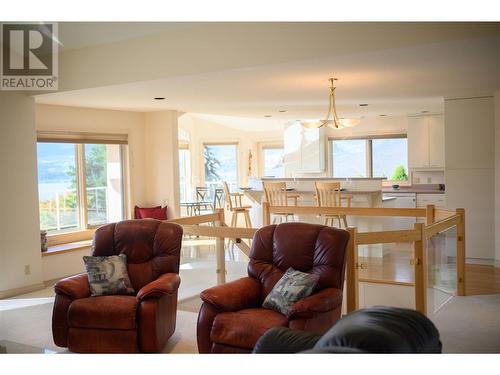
[314,181,351,228]
[262,181,299,223]
[223,181,252,228]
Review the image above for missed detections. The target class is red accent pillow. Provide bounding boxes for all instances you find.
[134,206,168,220]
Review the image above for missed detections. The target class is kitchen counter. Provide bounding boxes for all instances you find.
[244,189,381,195]
[382,187,445,194]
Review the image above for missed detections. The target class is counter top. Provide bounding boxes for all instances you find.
[243,189,381,195]
[382,187,445,194]
[260,177,387,181]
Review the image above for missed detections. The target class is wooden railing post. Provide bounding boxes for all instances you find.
[426,204,435,225]
[216,208,225,226]
[413,222,427,315]
[262,201,270,226]
[215,208,226,285]
[456,208,466,296]
[346,227,358,313]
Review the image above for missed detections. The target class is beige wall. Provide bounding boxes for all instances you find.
[143,111,180,218]
[178,113,283,195]
[495,91,500,266]
[445,96,495,262]
[0,93,44,296]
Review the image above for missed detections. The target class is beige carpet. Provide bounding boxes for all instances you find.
[431,294,500,353]
[0,299,199,353]
[2,294,500,353]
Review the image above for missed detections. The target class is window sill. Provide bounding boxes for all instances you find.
[42,240,93,257]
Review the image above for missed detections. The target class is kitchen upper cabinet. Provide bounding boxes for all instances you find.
[284,121,325,175]
[428,116,445,168]
[408,115,444,169]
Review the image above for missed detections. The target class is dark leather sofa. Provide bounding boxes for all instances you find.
[197,222,350,353]
[253,306,442,353]
[52,219,183,353]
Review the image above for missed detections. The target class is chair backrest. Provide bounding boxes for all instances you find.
[248,223,350,300]
[315,181,342,208]
[196,186,209,202]
[263,181,289,206]
[213,188,224,208]
[92,220,183,293]
[222,181,233,210]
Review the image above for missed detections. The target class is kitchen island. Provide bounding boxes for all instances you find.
[243,177,403,258]
[245,177,387,227]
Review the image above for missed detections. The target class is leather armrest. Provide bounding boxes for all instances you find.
[287,288,343,319]
[200,277,261,311]
[136,273,180,301]
[54,273,91,300]
[253,327,321,354]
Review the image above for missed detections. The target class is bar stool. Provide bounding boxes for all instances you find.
[223,181,252,228]
[263,181,299,224]
[314,181,352,228]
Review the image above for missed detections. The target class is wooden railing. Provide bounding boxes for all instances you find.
[168,204,465,316]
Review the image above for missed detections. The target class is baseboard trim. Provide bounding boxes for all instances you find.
[0,282,46,299]
[466,257,495,266]
[494,260,500,268]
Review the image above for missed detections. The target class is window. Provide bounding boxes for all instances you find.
[262,147,284,178]
[178,146,191,202]
[372,138,408,180]
[37,140,125,233]
[37,143,79,232]
[330,136,408,181]
[204,143,238,192]
[332,139,367,178]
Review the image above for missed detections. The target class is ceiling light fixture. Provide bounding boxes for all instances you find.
[278,110,287,113]
[359,103,369,107]
[154,97,165,100]
[264,115,272,118]
[302,77,360,129]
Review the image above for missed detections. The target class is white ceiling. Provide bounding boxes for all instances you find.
[37,23,500,125]
[57,22,200,50]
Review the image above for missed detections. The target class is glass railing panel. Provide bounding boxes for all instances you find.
[358,242,414,285]
[426,226,457,315]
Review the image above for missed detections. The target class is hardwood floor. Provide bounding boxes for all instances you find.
[465,264,500,295]
[357,245,500,295]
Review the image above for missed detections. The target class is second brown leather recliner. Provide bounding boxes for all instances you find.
[197,222,350,353]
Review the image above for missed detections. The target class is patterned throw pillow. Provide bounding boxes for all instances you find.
[262,267,320,316]
[83,254,135,297]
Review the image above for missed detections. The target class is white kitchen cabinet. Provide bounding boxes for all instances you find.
[284,121,326,175]
[428,116,445,168]
[408,115,444,169]
[416,193,446,209]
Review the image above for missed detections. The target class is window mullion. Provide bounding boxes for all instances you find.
[76,144,88,230]
[366,140,373,178]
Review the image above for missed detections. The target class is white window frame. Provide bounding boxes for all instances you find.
[329,134,409,183]
[258,142,284,178]
[37,132,129,244]
[202,142,239,191]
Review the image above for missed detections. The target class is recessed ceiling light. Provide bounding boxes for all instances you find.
[154,97,165,100]
[264,115,272,118]
[278,110,287,113]
[421,110,429,113]
[379,114,387,117]
[359,104,369,107]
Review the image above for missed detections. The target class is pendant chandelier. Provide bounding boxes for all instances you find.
[302,77,360,129]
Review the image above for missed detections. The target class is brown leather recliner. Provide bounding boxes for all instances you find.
[197,222,350,353]
[52,220,183,353]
